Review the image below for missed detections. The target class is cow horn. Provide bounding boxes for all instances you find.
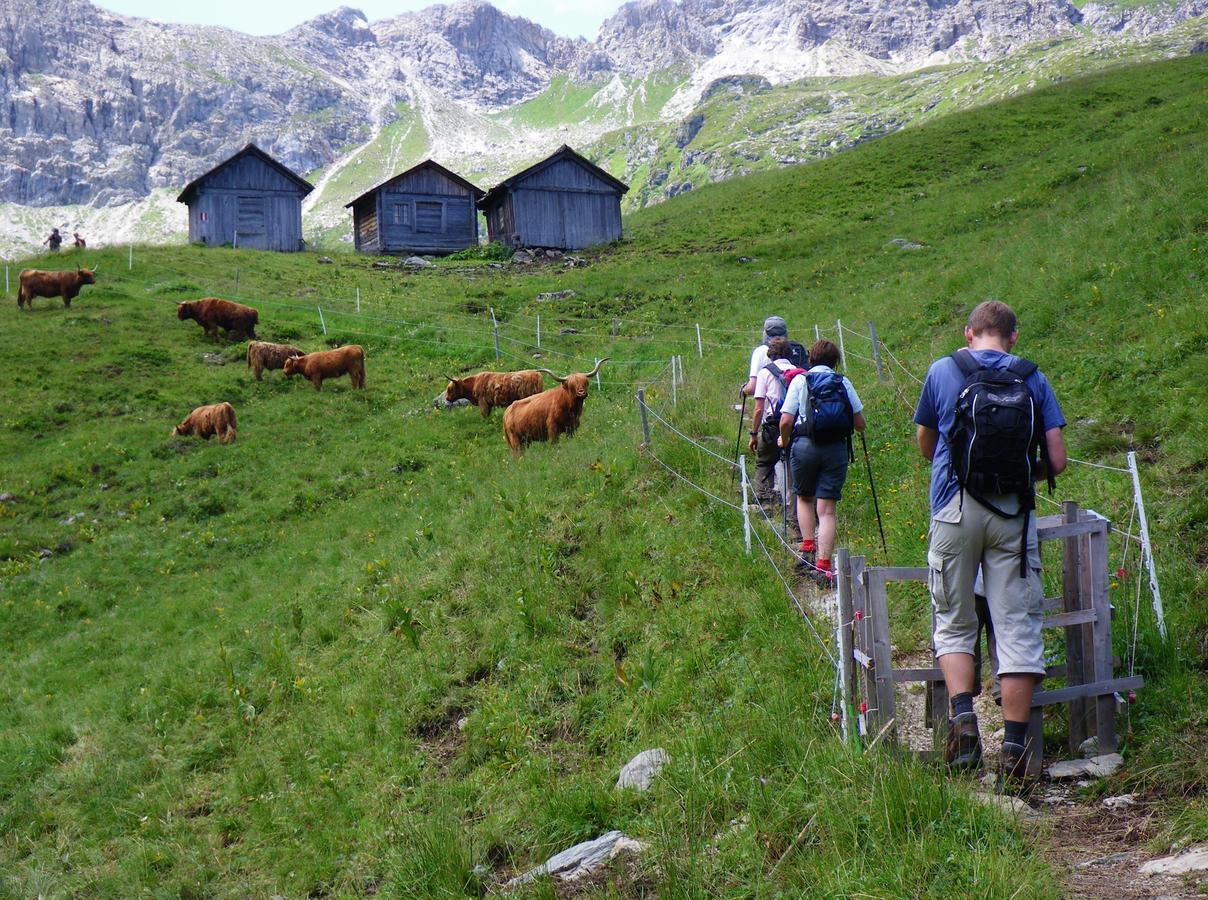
[585,357,610,378]
[443,374,457,383]
[536,366,566,383]
[90,265,98,274]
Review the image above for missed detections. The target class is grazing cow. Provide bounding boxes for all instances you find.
[502,359,608,458]
[444,369,544,418]
[177,297,259,342]
[17,268,96,309]
[283,345,366,391]
[171,402,237,444]
[247,340,303,381]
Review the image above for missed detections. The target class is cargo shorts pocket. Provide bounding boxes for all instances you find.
[927,548,956,613]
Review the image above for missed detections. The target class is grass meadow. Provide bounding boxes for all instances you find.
[1,54,1205,896]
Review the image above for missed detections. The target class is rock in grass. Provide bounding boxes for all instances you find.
[1102,793,1136,810]
[317,256,334,264]
[1079,736,1100,758]
[1047,752,1123,780]
[403,256,432,268]
[504,831,646,888]
[537,289,576,302]
[974,792,1040,820]
[616,748,668,791]
[0,492,18,502]
[887,237,925,250]
[432,393,471,410]
[1138,844,1208,876]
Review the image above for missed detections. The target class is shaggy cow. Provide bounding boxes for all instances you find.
[247,340,303,380]
[171,402,237,444]
[177,297,259,342]
[444,369,544,418]
[283,345,366,391]
[17,268,96,309]
[502,359,608,458]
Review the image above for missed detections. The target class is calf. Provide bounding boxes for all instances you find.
[17,268,96,309]
[247,340,303,380]
[283,345,366,391]
[502,359,608,458]
[444,369,544,418]
[171,402,237,444]
[177,297,259,342]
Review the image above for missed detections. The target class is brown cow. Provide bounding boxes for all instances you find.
[177,297,259,342]
[171,402,237,444]
[17,268,96,309]
[502,359,608,458]
[283,345,366,391]
[444,369,544,418]
[247,340,303,380]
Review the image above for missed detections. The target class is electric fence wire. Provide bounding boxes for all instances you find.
[642,400,740,469]
[640,446,742,512]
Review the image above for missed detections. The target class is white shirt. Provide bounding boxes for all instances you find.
[748,345,769,380]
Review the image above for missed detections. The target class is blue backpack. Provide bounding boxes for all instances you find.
[792,370,854,446]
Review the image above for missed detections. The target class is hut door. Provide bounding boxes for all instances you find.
[415,201,444,234]
[236,195,267,249]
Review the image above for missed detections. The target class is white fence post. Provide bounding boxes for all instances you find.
[695,323,703,357]
[536,314,541,349]
[490,307,500,361]
[127,244,133,271]
[355,287,360,314]
[1127,451,1167,640]
[594,358,602,391]
[317,306,327,336]
[836,319,845,369]
[869,321,885,383]
[814,324,821,341]
[670,356,677,408]
[636,390,650,445]
[740,454,752,555]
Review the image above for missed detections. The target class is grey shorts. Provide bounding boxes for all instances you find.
[789,437,849,500]
[928,493,1045,676]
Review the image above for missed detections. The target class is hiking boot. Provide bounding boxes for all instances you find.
[997,741,1037,795]
[944,712,983,772]
[800,564,835,590]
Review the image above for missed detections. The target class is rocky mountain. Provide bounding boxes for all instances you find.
[0,0,1204,251]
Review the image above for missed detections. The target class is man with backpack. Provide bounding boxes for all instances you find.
[43,228,62,252]
[747,337,802,506]
[914,300,1066,787]
[778,339,865,587]
[741,316,808,397]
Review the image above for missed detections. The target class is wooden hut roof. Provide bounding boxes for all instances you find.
[478,145,629,210]
[176,143,315,204]
[344,159,485,208]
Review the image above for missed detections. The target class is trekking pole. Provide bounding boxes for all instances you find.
[859,430,888,554]
[782,444,790,539]
[731,391,749,487]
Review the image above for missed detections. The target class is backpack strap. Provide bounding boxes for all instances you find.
[1006,357,1037,379]
[949,349,981,378]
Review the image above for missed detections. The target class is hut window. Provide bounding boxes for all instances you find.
[415,201,444,233]
[393,203,410,226]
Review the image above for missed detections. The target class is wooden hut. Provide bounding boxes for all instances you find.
[345,160,484,255]
[478,145,628,250]
[177,143,314,252]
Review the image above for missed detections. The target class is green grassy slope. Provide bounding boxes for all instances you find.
[1,54,1205,897]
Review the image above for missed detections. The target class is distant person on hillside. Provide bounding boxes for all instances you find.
[914,300,1066,788]
[72,232,86,249]
[43,228,62,252]
[747,337,798,507]
[778,338,864,588]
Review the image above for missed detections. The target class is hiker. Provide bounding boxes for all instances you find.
[747,337,800,506]
[778,338,864,587]
[913,300,1066,786]
[741,316,808,397]
[43,228,62,252]
[72,232,86,249]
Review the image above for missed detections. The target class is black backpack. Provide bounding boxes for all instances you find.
[791,369,854,447]
[786,341,810,369]
[946,350,1055,575]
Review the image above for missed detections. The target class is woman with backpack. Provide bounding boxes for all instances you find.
[778,339,865,587]
[747,337,798,507]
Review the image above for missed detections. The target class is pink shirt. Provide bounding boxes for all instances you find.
[753,358,793,422]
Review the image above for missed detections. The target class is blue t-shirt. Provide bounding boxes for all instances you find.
[913,349,1065,515]
[781,365,863,422]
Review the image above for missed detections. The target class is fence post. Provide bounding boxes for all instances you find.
[739,454,751,555]
[1062,500,1091,750]
[536,314,541,349]
[317,306,327,336]
[490,307,500,361]
[695,323,703,357]
[677,354,684,386]
[1127,451,1166,639]
[670,356,677,408]
[836,319,845,369]
[814,324,821,341]
[594,358,602,391]
[636,390,650,445]
[836,548,854,744]
[233,231,238,250]
[127,244,133,271]
[869,321,885,383]
[355,287,360,314]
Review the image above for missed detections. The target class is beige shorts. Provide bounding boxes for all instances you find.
[928,492,1045,676]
